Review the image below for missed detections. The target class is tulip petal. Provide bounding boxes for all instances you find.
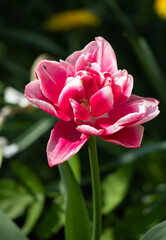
[70,99,90,120]
[66,50,82,67]
[25,80,70,120]
[100,125,144,148]
[127,96,160,126]
[77,124,102,136]
[47,121,89,167]
[95,37,118,74]
[111,70,133,105]
[90,86,113,117]
[36,60,74,103]
[58,76,85,118]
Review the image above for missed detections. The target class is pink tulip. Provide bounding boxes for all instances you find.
[25,37,159,167]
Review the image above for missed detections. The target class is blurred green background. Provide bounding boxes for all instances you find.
[0,0,166,239]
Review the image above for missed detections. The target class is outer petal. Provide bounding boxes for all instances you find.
[36,60,74,103]
[111,70,133,105]
[58,76,85,118]
[128,96,160,126]
[25,80,70,120]
[47,121,89,167]
[100,125,144,148]
[90,86,113,117]
[95,37,118,74]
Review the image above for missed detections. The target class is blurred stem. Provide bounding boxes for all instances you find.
[88,136,101,240]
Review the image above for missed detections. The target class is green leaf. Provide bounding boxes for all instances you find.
[101,228,114,240]
[140,221,166,240]
[36,197,65,239]
[22,195,45,235]
[58,161,91,240]
[0,179,33,219]
[102,166,132,214]
[0,210,29,240]
[68,154,81,183]
[124,194,166,238]
[128,37,166,104]
[11,161,45,234]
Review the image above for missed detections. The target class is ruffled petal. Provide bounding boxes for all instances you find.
[66,50,82,67]
[25,80,70,120]
[70,99,90,120]
[100,125,144,148]
[111,70,133,105]
[36,60,74,103]
[127,95,160,126]
[58,76,85,118]
[47,121,89,167]
[90,86,113,117]
[95,37,118,74]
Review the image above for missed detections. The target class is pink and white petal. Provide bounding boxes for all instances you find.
[47,121,89,167]
[100,125,144,148]
[128,94,160,106]
[129,99,160,126]
[82,40,99,62]
[36,60,74,103]
[25,80,69,120]
[70,99,90,120]
[66,50,82,67]
[58,76,85,118]
[75,53,91,72]
[95,37,118,74]
[77,124,103,136]
[106,101,147,126]
[90,86,113,117]
[112,70,133,105]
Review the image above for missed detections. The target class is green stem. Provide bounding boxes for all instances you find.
[88,136,101,240]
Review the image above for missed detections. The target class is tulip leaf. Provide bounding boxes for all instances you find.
[0,209,29,240]
[0,179,33,219]
[102,165,132,214]
[11,161,45,234]
[68,154,81,183]
[58,161,91,240]
[140,220,166,240]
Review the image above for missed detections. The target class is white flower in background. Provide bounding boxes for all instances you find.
[4,86,30,108]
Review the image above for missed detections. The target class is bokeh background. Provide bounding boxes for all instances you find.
[0,0,166,239]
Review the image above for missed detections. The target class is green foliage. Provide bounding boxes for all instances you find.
[0,179,33,219]
[11,161,45,234]
[0,210,28,240]
[35,197,65,239]
[140,221,166,240]
[58,162,91,240]
[102,166,132,214]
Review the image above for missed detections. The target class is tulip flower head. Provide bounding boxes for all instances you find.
[25,37,159,167]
